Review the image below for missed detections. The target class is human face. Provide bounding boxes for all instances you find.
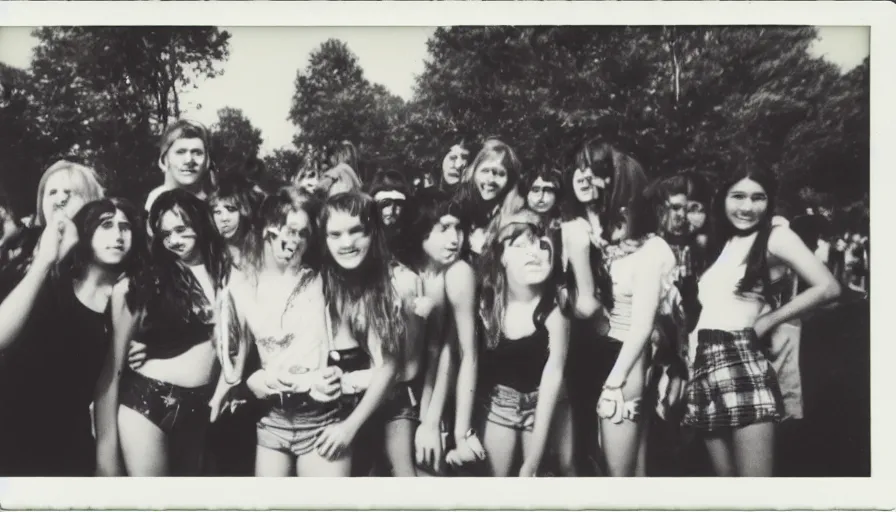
[725,178,769,232]
[502,229,553,286]
[91,209,133,267]
[212,198,241,240]
[159,209,200,264]
[325,210,371,270]
[374,191,405,228]
[422,214,463,266]
[267,209,310,267]
[527,177,558,214]
[162,138,208,188]
[687,200,707,233]
[473,156,508,202]
[296,170,320,195]
[441,145,469,186]
[662,193,689,237]
[572,167,597,204]
[42,170,87,223]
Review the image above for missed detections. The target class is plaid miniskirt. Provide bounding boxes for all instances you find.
[683,328,783,431]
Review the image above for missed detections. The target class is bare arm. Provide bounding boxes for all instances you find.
[94,279,137,476]
[522,307,569,473]
[757,226,841,336]
[445,261,478,441]
[421,322,456,428]
[562,221,599,319]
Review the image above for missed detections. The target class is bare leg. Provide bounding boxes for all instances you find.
[255,445,294,477]
[598,371,646,477]
[296,449,353,477]
[384,419,418,477]
[732,422,775,477]
[481,419,520,477]
[703,431,736,477]
[599,415,642,477]
[118,406,169,476]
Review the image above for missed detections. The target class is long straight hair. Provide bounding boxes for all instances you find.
[134,189,231,319]
[295,192,404,359]
[63,198,148,284]
[708,158,779,305]
[566,140,647,238]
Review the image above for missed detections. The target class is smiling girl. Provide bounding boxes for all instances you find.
[685,159,841,476]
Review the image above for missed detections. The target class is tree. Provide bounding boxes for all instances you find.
[262,147,304,184]
[399,26,866,207]
[210,107,263,179]
[23,27,231,205]
[288,39,407,182]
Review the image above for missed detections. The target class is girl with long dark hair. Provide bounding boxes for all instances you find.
[102,189,231,476]
[285,192,410,475]
[591,178,681,477]
[560,141,646,475]
[209,174,264,269]
[0,198,145,476]
[685,159,840,476]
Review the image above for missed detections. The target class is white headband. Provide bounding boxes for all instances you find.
[374,190,407,202]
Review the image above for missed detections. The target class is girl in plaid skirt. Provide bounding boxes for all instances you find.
[685,157,841,476]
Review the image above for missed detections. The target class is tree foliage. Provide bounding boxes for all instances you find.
[388,26,868,208]
[0,27,231,211]
[288,39,406,182]
[210,106,263,179]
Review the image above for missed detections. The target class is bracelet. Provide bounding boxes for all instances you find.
[602,381,625,391]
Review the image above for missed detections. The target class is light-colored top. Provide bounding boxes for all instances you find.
[692,232,768,336]
[606,236,677,343]
[222,270,329,377]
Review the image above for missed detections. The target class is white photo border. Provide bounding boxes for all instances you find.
[0,1,892,510]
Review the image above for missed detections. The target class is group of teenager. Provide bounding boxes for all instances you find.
[0,118,842,478]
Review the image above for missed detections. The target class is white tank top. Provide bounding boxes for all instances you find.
[694,233,769,333]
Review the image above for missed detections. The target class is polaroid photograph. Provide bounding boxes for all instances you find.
[0,1,890,510]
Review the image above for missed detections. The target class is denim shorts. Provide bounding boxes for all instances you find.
[119,367,215,435]
[480,383,539,432]
[378,378,422,424]
[256,400,345,457]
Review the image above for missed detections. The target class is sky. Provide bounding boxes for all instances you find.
[0,25,869,156]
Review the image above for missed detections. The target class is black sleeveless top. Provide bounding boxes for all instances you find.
[140,271,216,360]
[0,275,111,475]
[480,324,550,393]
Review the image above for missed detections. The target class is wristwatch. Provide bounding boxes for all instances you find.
[464,428,478,440]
